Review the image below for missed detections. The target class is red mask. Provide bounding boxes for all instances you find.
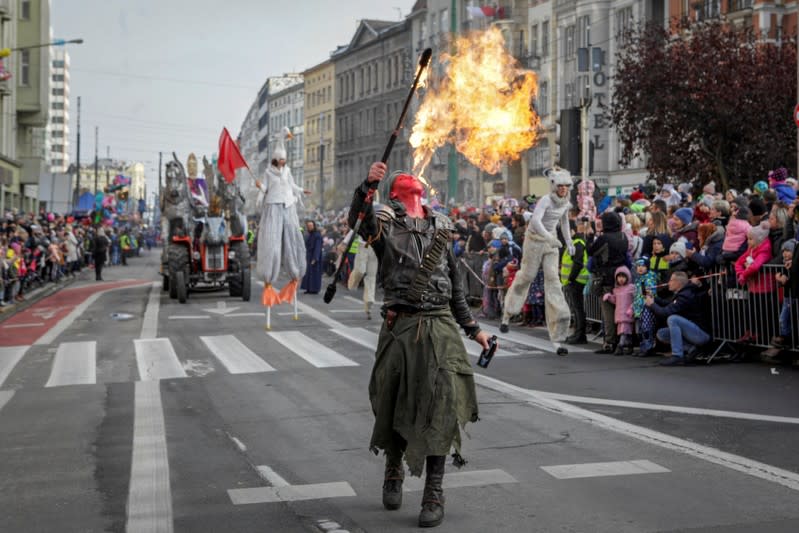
[390,173,425,218]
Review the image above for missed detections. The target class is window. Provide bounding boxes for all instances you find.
[52,130,64,138]
[327,112,332,131]
[537,81,549,116]
[21,0,30,20]
[366,65,371,94]
[51,145,64,152]
[696,0,720,21]
[440,9,448,34]
[615,6,634,40]
[578,16,590,47]
[20,50,30,85]
[420,19,427,42]
[52,116,64,124]
[541,21,550,58]
[52,88,64,96]
[52,74,64,82]
[53,60,65,68]
[565,25,575,58]
[530,24,538,57]
[51,102,64,110]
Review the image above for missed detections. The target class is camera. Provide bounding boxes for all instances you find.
[476,335,499,368]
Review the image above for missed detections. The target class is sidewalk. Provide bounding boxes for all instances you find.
[0,248,160,323]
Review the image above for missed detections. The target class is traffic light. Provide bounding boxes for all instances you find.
[556,108,580,176]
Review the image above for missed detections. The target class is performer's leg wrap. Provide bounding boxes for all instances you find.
[542,249,571,343]
[502,236,544,323]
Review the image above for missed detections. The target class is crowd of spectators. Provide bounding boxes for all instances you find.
[1,209,151,307]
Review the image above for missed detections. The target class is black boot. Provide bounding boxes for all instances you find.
[382,454,404,510]
[418,456,446,528]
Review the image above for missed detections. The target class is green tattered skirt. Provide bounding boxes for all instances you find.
[368,309,479,477]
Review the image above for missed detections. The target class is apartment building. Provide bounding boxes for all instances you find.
[302,59,335,211]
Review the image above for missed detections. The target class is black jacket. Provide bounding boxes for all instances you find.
[588,212,628,287]
[349,180,474,326]
[649,284,710,332]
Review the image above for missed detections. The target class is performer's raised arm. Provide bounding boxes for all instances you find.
[348,162,386,241]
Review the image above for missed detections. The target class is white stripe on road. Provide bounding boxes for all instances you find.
[126,380,174,533]
[200,335,275,374]
[45,341,96,387]
[0,346,28,388]
[328,309,364,313]
[330,327,379,350]
[140,282,161,339]
[35,282,151,345]
[403,469,517,492]
[480,323,558,353]
[0,390,13,412]
[541,460,670,480]
[226,313,265,318]
[228,482,356,504]
[268,331,358,368]
[256,465,290,487]
[294,300,339,329]
[538,391,799,426]
[2,322,46,328]
[134,339,187,381]
[167,315,210,320]
[475,373,799,492]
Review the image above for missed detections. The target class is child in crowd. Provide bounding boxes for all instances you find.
[525,270,546,327]
[632,257,658,357]
[773,239,797,347]
[649,234,671,292]
[666,241,692,280]
[602,266,635,355]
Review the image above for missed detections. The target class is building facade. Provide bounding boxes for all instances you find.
[16,0,51,214]
[268,80,305,189]
[302,60,335,211]
[0,0,21,214]
[251,74,303,176]
[48,46,69,173]
[332,19,413,209]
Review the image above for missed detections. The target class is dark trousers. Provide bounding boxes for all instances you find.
[94,253,105,280]
[565,282,586,337]
[600,286,618,346]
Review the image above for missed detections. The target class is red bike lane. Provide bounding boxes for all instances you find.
[0,280,152,347]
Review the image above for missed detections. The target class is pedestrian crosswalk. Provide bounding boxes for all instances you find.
[45,341,97,387]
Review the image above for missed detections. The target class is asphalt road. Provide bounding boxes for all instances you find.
[0,250,798,533]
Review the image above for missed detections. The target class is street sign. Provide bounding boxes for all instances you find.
[794,103,799,127]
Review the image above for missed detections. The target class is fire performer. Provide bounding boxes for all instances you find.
[350,161,492,528]
[499,167,573,356]
[254,126,310,306]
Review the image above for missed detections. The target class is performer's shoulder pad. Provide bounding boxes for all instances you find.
[431,211,453,230]
[376,205,396,222]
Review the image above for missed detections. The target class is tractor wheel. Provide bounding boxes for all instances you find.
[229,269,242,297]
[241,268,251,302]
[175,270,187,304]
[162,273,169,292]
[168,245,189,301]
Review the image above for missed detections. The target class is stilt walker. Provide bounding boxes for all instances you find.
[500,167,574,356]
[254,126,310,325]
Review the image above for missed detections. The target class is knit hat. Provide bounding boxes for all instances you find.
[782,239,797,253]
[701,195,715,207]
[702,181,716,195]
[489,239,502,249]
[635,256,649,268]
[673,207,693,226]
[747,221,770,244]
[748,198,767,217]
[734,205,751,220]
[772,167,789,182]
[669,241,687,258]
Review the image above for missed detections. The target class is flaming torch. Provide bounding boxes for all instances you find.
[410,27,541,180]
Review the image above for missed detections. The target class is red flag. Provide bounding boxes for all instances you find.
[218,127,249,183]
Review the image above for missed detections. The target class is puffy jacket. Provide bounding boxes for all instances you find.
[603,266,635,326]
[734,238,774,294]
[688,225,724,272]
[649,283,710,332]
[349,180,473,324]
[773,183,797,204]
[588,212,628,287]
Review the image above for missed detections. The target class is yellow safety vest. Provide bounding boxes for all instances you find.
[560,237,589,285]
[348,237,360,254]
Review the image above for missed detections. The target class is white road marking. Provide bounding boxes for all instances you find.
[328,309,363,313]
[206,301,240,315]
[480,323,558,353]
[45,341,96,387]
[330,327,379,350]
[226,313,264,318]
[200,335,275,374]
[0,390,13,412]
[167,315,210,320]
[403,469,517,491]
[140,282,161,339]
[228,482,356,504]
[2,322,46,328]
[268,331,358,368]
[134,339,188,381]
[35,282,151,345]
[475,373,799,492]
[126,380,174,533]
[0,346,28,388]
[538,391,799,425]
[276,312,305,316]
[294,300,339,329]
[342,295,364,305]
[541,460,670,480]
[226,433,247,452]
[256,465,290,487]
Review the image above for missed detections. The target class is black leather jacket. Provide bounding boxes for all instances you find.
[348,180,474,327]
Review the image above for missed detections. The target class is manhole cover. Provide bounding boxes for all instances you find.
[110,312,134,321]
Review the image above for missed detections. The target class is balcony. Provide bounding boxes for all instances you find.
[728,0,753,12]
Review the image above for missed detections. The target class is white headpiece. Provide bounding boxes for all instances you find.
[545,167,573,188]
[273,126,293,161]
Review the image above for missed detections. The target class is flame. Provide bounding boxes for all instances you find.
[410,27,540,177]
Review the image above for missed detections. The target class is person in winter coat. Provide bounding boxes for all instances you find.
[576,179,596,220]
[769,167,797,204]
[686,222,725,274]
[720,205,752,265]
[301,220,323,295]
[633,258,659,357]
[734,221,775,344]
[602,265,635,355]
[92,227,110,281]
[641,211,669,258]
[767,204,790,263]
[64,226,79,275]
[671,208,699,250]
[588,211,630,353]
[561,219,590,344]
[772,239,798,347]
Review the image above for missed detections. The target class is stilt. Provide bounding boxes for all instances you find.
[265,307,271,331]
[293,287,299,320]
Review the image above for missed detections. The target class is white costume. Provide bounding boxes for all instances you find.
[255,127,307,305]
[501,168,573,350]
[347,235,379,319]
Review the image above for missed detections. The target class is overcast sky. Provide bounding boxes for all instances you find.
[52,0,410,197]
